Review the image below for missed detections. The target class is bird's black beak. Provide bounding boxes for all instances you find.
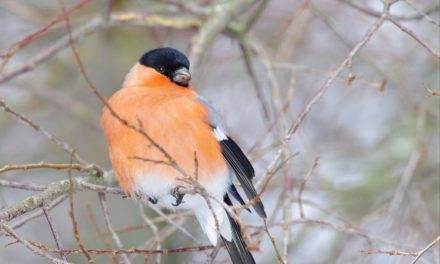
[172,67,191,87]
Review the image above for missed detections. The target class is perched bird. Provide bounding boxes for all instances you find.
[101,47,266,264]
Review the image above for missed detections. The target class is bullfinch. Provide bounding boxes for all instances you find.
[100,47,266,264]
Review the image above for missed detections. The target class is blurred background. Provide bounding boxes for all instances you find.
[0,0,439,263]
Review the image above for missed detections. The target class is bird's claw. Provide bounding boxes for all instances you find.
[172,186,185,206]
[148,196,158,204]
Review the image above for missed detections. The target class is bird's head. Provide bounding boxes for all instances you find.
[139,47,191,87]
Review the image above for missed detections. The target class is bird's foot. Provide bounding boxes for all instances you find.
[171,186,185,206]
[148,196,158,204]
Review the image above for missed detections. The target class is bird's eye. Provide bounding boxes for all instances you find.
[159,66,165,73]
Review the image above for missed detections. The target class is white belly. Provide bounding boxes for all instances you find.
[133,172,230,210]
[133,172,232,245]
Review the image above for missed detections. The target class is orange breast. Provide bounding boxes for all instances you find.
[100,81,227,195]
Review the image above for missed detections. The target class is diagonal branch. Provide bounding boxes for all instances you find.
[0,221,71,264]
[0,174,115,222]
[189,0,254,68]
[98,193,131,264]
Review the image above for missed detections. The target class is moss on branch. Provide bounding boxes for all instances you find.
[0,171,119,223]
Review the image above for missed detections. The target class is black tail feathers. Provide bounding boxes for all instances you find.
[221,195,256,264]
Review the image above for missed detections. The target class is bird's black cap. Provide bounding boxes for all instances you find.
[139,48,190,86]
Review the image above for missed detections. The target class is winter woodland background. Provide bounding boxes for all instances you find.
[0,0,439,263]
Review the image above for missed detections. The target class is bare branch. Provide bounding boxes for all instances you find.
[0,221,70,264]
[0,162,83,175]
[42,207,67,262]
[6,195,68,234]
[0,175,112,222]
[43,244,215,255]
[339,0,440,22]
[386,13,440,59]
[298,157,319,218]
[0,0,92,71]
[85,204,119,264]
[411,235,440,264]
[361,235,440,264]
[0,179,46,191]
[189,0,254,68]
[138,204,161,264]
[0,13,201,85]
[0,99,87,164]
[66,152,93,263]
[98,193,131,264]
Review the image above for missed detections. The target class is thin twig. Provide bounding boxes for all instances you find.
[0,175,118,223]
[402,0,440,27]
[189,0,254,68]
[138,205,161,264]
[339,0,440,21]
[5,194,68,235]
[147,203,202,244]
[98,193,131,264]
[0,13,201,85]
[0,221,70,264]
[85,204,119,264]
[286,7,388,138]
[108,211,192,235]
[360,235,440,264]
[0,162,83,174]
[361,249,418,256]
[263,220,284,264]
[386,12,440,59]
[427,87,440,97]
[298,157,319,218]
[388,104,426,216]
[67,151,93,263]
[0,18,102,85]
[0,99,86,164]
[38,244,216,255]
[0,180,46,191]
[0,0,92,71]
[239,41,271,121]
[411,235,440,264]
[42,207,68,262]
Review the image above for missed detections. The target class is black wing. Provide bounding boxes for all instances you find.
[197,95,266,218]
[220,137,267,218]
[228,184,251,212]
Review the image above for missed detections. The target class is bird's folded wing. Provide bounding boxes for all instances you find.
[197,96,267,218]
